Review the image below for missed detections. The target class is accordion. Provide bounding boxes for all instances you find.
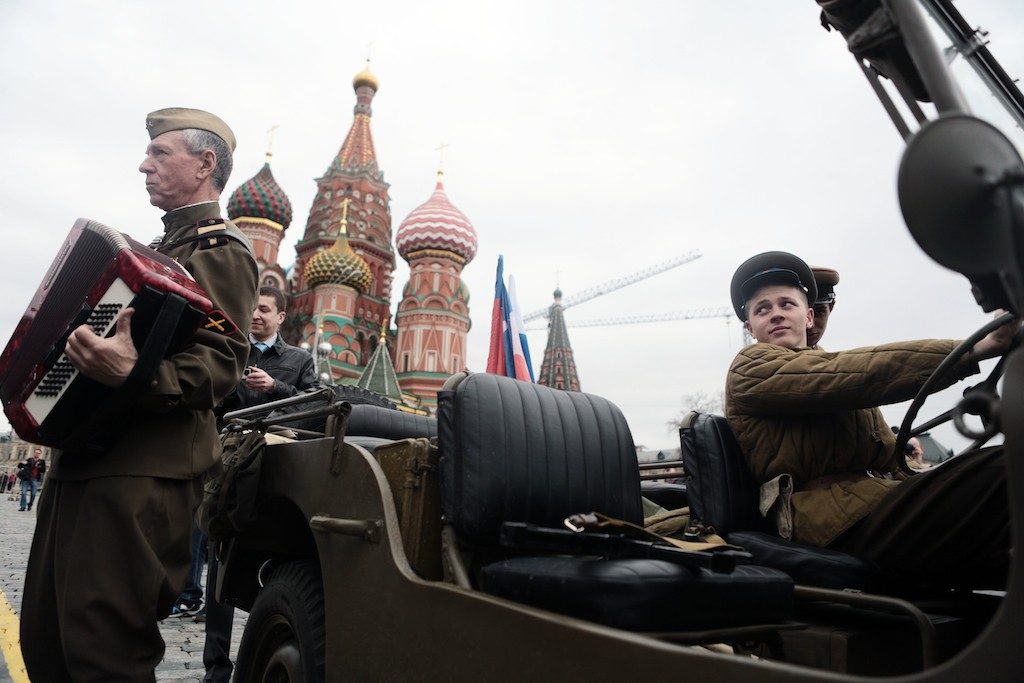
[0,218,216,453]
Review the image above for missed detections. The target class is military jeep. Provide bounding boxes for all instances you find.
[216,1,1024,680]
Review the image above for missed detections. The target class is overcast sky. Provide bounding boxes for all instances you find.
[2,1,1022,450]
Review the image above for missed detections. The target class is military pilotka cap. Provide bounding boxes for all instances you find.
[146,107,236,152]
[811,267,840,306]
[730,251,817,321]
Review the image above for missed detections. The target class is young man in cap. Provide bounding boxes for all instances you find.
[21,108,258,680]
[807,267,839,348]
[725,250,1011,586]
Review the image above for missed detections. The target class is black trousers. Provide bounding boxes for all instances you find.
[203,540,235,682]
[831,446,1009,587]
[21,476,199,682]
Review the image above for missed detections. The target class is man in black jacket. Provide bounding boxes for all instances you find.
[221,286,320,413]
[203,285,319,682]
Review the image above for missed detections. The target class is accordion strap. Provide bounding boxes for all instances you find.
[66,294,187,454]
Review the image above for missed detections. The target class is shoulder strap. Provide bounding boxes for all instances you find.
[160,230,253,255]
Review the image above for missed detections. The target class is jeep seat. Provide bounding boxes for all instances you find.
[348,404,437,440]
[438,374,793,632]
[680,412,880,589]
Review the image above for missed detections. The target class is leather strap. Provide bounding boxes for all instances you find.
[65,293,186,454]
[158,230,251,253]
[564,511,741,553]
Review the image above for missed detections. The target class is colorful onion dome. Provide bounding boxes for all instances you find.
[304,229,373,293]
[396,172,478,264]
[353,63,379,92]
[227,162,293,229]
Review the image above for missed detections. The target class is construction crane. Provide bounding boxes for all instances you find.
[529,306,733,330]
[526,305,753,345]
[521,250,702,323]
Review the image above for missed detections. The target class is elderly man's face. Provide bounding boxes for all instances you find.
[138,131,206,211]
[807,302,833,347]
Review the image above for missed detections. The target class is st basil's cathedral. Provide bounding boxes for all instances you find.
[225,63,478,413]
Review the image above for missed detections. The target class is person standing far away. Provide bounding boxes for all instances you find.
[203,284,320,682]
[17,456,36,511]
[19,107,258,681]
[906,437,932,470]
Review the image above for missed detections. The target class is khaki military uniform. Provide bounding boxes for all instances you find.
[727,341,1009,585]
[22,202,258,681]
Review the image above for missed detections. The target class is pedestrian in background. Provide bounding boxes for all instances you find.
[17,456,37,511]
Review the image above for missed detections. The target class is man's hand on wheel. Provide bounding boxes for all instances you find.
[971,312,1019,361]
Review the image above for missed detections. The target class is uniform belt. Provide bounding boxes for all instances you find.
[798,470,890,492]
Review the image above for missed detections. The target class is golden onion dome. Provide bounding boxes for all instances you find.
[304,232,373,293]
[352,63,379,92]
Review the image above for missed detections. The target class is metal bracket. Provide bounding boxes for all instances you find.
[310,515,382,543]
[326,402,353,476]
[794,585,937,670]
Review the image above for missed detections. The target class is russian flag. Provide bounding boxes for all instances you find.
[485,256,534,382]
[485,256,508,375]
[507,275,534,382]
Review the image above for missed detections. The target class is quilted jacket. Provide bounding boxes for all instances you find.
[725,340,977,547]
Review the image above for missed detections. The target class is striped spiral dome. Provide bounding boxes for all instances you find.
[395,174,477,263]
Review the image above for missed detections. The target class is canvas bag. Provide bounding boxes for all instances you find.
[197,429,268,541]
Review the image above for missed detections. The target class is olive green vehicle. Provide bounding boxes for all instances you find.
[216,1,1024,680]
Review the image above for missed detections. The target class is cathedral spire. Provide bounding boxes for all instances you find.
[356,316,404,404]
[537,287,580,391]
[328,62,380,175]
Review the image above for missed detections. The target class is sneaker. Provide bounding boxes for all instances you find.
[170,599,203,618]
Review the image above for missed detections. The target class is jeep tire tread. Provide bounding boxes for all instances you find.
[234,559,326,683]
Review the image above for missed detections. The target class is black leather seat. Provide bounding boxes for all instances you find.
[347,404,437,440]
[480,558,791,632]
[680,412,880,589]
[640,481,689,511]
[267,390,438,439]
[438,374,792,631]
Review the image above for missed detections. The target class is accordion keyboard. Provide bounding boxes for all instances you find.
[25,278,133,424]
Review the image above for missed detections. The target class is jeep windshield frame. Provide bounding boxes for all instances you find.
[833,0,1024,148]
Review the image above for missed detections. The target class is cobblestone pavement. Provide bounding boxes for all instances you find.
[0,489,249,682]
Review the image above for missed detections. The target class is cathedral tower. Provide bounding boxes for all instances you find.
[288,62,395,372]
[302,199,374,378]
[394,171,477,410]
[537,288,581,391]
[226,151,293,291]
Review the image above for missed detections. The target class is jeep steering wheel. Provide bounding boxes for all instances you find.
[893,312,1015,474]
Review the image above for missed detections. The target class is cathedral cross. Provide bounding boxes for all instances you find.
[265,124,280,161]
[435,142,450,172]
[339,198,352,235]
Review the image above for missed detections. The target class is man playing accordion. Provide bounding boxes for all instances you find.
[20,108,258,681]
